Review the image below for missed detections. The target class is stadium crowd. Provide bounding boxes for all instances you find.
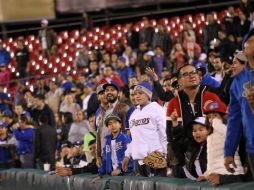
[1,0,254,186]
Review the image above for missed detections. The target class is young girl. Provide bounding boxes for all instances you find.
[171,116,208,180]
[198,100,245,185]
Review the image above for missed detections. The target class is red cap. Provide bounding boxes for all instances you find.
[203,100,227,115]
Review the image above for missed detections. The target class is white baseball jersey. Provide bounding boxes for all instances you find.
[125,102,167,160]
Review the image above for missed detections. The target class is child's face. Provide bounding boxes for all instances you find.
[192,124,208,143]
[207,112,222,124]
[107,119,121,134]
[0,127,7,136]
[89,143,96,157]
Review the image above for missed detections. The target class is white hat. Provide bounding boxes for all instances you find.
[41,19,48,25]
[145,51,155,56]
[233,50,247,63]
[199,53,207,62]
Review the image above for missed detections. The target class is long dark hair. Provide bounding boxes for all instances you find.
[62,112,73,124]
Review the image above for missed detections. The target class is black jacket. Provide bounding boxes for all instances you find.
[153,80,174,102]
[31,104,56,127]
[34,124,57,167]
[72,158,98,175]
[172,140,207,179]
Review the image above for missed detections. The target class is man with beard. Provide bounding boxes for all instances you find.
[96,82,129,167]
[166,64,222,173]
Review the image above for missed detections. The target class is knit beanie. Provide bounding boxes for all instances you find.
[134,82,153,99]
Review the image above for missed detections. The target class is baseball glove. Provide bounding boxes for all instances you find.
[143,151,167,169]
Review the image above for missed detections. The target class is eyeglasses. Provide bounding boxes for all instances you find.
[180,70,198,78]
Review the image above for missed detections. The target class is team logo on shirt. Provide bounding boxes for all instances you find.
[129,118,150,128]
[105,142,123,152]
[242,81,251,98]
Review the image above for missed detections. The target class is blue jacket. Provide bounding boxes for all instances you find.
[117,66,133,84]
[98,132,133,176]
[225,66,254,156]
[0,49,11,66]
[13,128,34,156]
[0,136,14,164]
[201,74,220,88]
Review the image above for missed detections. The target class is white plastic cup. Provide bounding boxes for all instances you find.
[43,163,50,171]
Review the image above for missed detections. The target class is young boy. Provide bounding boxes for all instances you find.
[93,113,133,182]
[171,117,208,180]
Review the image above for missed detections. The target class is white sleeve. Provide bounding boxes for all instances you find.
[212,118,227,137]
[125,142,132,158]
[155,104,167,155]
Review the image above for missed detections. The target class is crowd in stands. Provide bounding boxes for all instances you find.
[1,0,254,186]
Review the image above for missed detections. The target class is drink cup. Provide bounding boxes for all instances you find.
[43,163,50,171]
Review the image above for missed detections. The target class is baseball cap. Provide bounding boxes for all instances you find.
[194,61,207,76]
[41,19,48,25]
[104,113,122,126]
[203,100,227,115]
[96,84,104,94]
[118,56,126,63]
[190,117,206,126]
[84,82,94,88]
[233,50,247,63]
[145,51,155,56]
[2,110,13,117]
[73,140,83,148]
[0,121,7,128]
[103,81,120,91]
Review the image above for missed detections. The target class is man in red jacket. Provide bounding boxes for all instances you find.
[166,64,222,171]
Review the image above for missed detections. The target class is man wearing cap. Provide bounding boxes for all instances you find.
[224,28,254,179]
[122,82,167,177]
[2,110,16,134]
[15,37,29,79]
[194,61,220,88]
[116,56,133,84]
[38,19,55,58]
[0,122,16,168]
[96,82,129,167]
[215,50,247,105]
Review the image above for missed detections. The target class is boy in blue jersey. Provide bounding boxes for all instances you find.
[92,113,133,182]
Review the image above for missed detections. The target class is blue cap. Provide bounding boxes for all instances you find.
[61,81,73,90]
[103,81,120,91]
[84,82,94,88]
[242,28,254,49]
[194,61,207,76]
[104,113,122,126]
[22,111,30,117]
[0,121,7,128]
[2,110,13,117]
[118,56,126,63]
